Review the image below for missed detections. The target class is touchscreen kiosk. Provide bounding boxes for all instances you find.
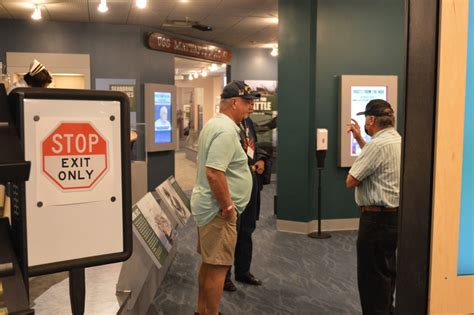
[145,84,177,152]
[339,75,398,167]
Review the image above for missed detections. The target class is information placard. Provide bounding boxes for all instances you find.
[155,176,191,227]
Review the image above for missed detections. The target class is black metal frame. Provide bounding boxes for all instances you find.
[8,88,133,277]
[395,0,439,314]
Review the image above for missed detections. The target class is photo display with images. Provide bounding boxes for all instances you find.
[155,176,191,227]
[132,192,176,267]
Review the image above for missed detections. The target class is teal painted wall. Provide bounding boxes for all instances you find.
[277,0,318,222]
[278,0,405,222]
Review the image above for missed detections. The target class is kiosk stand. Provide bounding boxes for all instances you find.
[308,129,331,239]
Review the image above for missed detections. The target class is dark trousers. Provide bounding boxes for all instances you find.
[228,172,259,278]
[357,211,398,315]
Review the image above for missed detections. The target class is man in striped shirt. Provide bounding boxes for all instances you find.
[346,99,401,315]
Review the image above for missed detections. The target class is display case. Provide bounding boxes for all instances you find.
[184,129,199,162]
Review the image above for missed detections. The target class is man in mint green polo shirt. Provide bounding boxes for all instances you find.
[191,80,258,315]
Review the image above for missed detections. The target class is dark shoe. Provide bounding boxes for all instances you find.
[223,278,237,292]
[235,272,262,286]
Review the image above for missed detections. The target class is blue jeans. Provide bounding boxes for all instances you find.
[357,211,398,315]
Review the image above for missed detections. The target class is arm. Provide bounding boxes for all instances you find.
[346,119,366,149]
[206,167,234,219]
[346,174,361,188]
[248,118,268,175]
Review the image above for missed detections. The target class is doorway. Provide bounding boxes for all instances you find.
[173,57,226,191]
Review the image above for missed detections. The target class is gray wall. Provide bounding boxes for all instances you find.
[0,19,175,190]
[231,48,278,81]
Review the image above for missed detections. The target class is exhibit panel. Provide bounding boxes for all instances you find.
[338,75,398,167]
[429,0,474,313]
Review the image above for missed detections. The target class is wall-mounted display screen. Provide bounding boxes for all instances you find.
[350,86,387,156]
[145,84,177,152]
[339,75,398,167]
[154,92,172,144]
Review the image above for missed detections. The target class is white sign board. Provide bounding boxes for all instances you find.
[23,99,123,267]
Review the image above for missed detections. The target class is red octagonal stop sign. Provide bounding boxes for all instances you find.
[42,122,108,190]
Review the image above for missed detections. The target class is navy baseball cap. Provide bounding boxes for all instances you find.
[221,80,261,100]
[356,99,394,116]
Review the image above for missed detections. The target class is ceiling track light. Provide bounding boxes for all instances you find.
[31,5,42,20]
[201,70,208,77]
[188,74,193,80]
[98,0,108,13]
[136,0,147,9]
[193,72,199,79]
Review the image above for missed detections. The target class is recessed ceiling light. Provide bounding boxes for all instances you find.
[180,0,189,3]
[98,0,108,13]
[270,47,278,57]
[136,0,147,9]
[31,5,42,20]
[268,17,278,24]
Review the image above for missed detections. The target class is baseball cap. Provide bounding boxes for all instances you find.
[356,99,394,116]
[221,80,261,100]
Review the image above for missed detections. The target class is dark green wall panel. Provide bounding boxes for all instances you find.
[277,0,318,221]
[278,0,405,222]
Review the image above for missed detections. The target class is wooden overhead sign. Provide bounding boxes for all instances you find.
[147,32,232,63]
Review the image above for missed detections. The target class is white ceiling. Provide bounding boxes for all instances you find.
[0,0,278,48]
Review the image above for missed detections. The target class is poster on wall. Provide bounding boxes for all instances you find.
[96,78,137,127]
[246,80,278,170]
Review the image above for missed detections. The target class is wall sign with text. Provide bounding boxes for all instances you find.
[147,32,232,63]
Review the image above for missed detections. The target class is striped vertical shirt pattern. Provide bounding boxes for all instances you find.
[349,127,402,208]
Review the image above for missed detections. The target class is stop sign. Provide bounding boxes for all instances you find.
[42,122,108,190]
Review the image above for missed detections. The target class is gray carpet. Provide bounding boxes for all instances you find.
[149,184,361,315]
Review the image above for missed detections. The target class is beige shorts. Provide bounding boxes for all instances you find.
[197,210,238,266]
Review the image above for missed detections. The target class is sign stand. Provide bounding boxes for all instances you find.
[116,233,177,314]
[7,87,132,313]
[308,167,331,239]
[69,267,85,315]
[309,130,331,239]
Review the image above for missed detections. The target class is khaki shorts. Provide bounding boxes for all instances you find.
[197,210,238,266]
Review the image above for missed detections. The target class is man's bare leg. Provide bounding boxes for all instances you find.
[198,262,208,314]
[203,264,229,315]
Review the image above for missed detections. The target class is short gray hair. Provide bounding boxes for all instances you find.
[219,98,233,108]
